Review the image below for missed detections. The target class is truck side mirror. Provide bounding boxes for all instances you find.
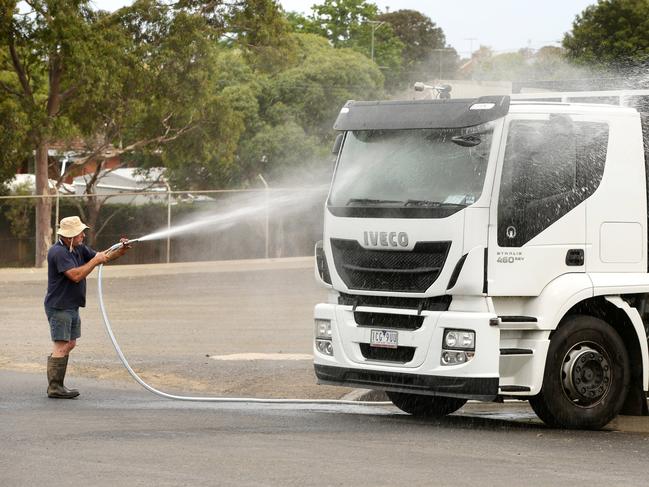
[332,133,344,155]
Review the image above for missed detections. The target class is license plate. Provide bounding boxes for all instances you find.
[370,329,398,349]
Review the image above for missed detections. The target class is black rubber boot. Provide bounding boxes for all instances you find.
[47,355,79,399]
[60,355,79,396]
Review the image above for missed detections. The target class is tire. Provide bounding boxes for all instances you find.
[529,315,630,430]
[386,391,467,417]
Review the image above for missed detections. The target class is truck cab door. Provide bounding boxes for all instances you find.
[487,113,609,296]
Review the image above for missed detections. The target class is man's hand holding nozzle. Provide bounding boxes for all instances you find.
[121,237,135,249]
[104,237,133,261]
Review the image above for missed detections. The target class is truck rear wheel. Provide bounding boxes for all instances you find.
[529,315,629,430]
[386,391,467,417]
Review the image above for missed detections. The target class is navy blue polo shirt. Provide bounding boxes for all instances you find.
[44,240,97,309]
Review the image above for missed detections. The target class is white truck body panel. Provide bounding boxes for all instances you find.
[314,91,649,425]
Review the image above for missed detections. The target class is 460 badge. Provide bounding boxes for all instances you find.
[496,251,524,264]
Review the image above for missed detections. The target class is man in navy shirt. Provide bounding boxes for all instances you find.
[45,216,129,398]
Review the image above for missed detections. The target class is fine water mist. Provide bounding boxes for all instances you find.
[137,185,329,243]
[132,161,335,256]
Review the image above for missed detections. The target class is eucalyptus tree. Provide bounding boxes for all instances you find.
[286,0,404,88]
[0,0,293,264]
[563,0,649,69]
[234,33,383,185]
[0,0,116,264]
[377,9,457,82]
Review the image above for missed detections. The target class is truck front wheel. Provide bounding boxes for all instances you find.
[386,391,467,417]
[529,315,630,430]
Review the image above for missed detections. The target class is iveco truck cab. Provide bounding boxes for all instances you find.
[313,91,649,429]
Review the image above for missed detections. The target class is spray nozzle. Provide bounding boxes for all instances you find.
[107,238,140,253]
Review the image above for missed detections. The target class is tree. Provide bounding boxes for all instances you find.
[0,0,294,263]
[462,44,595,82]
[376,9,453,79]
[0,78,29,184]
[0,0,118,265]
[233,33,384,185]
[286,0,404,88]
[158,48,261,189]
[237,120,326,184]
[530,46,579,80]
[307,0,379,47]
[344,20,404,88]
[260,34,383,139]
[563,0,649,68]
[218,0,296,73]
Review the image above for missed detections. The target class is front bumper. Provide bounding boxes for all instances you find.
[315,364,499,400]
[313,302,500,401]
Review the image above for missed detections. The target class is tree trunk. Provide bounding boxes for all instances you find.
[34,141,52,267]
[85,194,102,248]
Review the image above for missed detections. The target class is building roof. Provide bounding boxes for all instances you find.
[6,174,75,194]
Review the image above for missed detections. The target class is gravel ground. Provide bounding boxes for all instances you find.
[0,257,352,399]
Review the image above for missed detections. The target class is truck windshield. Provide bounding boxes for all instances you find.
[328,122,495,217]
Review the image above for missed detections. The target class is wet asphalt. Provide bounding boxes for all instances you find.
[2,370,649,487]
[2,259,649,485]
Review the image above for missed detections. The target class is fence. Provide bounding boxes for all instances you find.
[0,187,328,268]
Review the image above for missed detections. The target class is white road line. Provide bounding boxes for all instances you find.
[208,353,313,361]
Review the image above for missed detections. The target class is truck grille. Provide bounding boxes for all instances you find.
[354,312,424,330]
[339,293,452,311]
[330,239,451,292]
[359,344,416,363]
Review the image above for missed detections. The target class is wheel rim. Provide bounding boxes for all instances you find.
[561,341,612,408]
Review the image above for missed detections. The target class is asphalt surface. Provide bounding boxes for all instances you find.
[3,370,649,487]
[3,258,649,485]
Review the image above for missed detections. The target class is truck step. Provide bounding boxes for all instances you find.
[498,315,537,323]
[497,316,540,329]
[500,348,534,355]
[499,385,531,392]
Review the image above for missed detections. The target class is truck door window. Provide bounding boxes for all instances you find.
[498,118,608,247]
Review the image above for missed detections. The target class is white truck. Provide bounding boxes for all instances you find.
[313,90,649,429]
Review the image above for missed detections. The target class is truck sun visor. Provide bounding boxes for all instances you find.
[333,96,510,130]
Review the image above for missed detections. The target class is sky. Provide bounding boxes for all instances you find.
[95,0,597,56]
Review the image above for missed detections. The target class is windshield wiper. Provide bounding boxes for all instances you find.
[346,198,402,206]
[404,199,467,208]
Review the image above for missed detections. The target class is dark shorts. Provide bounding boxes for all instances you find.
[45,306,81,342]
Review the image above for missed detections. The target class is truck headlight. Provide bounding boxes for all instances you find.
[315,319,334,356]
[441,329,475,366]
[315,319,332,339]
[443,329,475,350]
[315,339,334,356]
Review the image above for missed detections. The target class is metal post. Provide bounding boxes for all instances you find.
[54,192,60,244]
[53,156,68,243]
[465,37,477,57]
[165,181,171,264]
[367,21,384,63]
[258,174,269,259]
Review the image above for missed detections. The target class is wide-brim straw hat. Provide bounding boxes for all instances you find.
[57,216,90,238]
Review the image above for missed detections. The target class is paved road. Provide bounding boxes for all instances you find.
[2,371,648,487]
[3,260,649,485]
